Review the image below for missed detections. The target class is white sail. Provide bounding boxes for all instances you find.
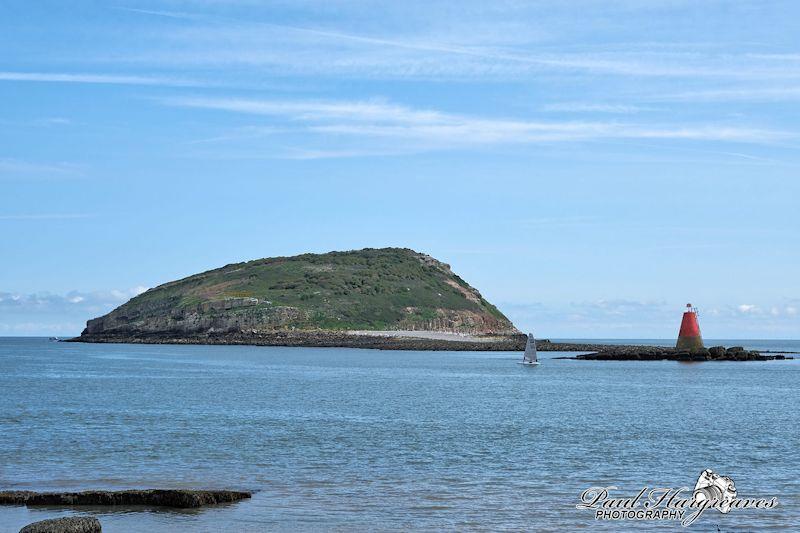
[522,333,538,364]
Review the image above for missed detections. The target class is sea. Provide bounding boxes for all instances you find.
[1,337,798,532]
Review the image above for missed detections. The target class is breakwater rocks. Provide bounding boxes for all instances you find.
[19,517,101,533]
[573,345,792,362]
[71,331,529,351]
[0,489,251,509]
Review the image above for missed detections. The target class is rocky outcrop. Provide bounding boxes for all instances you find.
[572,344,791,362]
[19,517,101,533]
[0,489,251,509]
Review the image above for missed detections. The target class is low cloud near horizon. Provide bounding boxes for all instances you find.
[502,299,800,339]
[1,289,797,338]
[0,287,148,336]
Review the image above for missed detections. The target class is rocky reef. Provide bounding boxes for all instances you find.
[571,345,792,362]
[0,489,251,509]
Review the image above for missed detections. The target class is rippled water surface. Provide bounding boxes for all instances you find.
[1,338,798,531]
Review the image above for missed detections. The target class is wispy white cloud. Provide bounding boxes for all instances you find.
[0,214,92,221]
[0,287,148,335]
[0,71,202,87]
[164,96,790,157]
[107,6,800,82]
[516,216,599,229]
[541,103,653,113]
[166,96,447,123]
[656,86,800,102]
[503,299,676,336]
[277,148,413,160]
[0,158,84,178]
[502,298,800,338]
[0,287,148,314]
[0,321,87,335]
[28,117,72,126]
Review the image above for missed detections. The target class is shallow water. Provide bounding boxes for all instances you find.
[1,338,798,531]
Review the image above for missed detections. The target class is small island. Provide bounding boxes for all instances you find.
[72,248,525,350]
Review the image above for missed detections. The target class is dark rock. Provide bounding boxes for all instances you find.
[0,491,35,505]
[19,517,101,533]
[536,344,786,363]
[708,346,726,359]
[0,490,250,509]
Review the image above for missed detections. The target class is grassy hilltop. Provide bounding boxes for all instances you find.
[83,248,517,337]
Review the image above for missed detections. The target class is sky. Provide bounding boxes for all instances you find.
[1,0,799,338]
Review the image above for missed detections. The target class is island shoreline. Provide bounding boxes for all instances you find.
[67,333,794,360]
[68,331,529,351]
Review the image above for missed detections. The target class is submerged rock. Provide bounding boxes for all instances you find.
[19,517,101,533]
[0,490,250,509]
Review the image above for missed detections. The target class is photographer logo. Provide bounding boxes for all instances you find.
[576,469,778,527]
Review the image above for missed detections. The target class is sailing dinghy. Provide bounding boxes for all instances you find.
[519,333,539,365]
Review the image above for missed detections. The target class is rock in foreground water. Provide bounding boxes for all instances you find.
[19,517,101,533]
[0,489,250,509]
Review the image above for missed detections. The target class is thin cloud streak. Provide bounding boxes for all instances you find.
[165,96,791,148]
[0,71,203,87]
[115,7,800,81]
[166,96,448,124]
[0,214,93,221]
[656,86,800,102]
[0,158,84,178]
[541,103,653,113]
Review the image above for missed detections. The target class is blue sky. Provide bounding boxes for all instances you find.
[2,0,799,338]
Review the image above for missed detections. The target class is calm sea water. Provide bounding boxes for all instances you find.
[1,337,798,532]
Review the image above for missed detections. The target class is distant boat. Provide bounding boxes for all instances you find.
[49,337,59,341]
[519,333,539,365]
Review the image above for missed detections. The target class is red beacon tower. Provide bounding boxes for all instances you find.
[676,303,704,352]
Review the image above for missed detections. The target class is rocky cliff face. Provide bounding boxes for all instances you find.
[80,248,518,343]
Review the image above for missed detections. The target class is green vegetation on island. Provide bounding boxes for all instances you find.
[81,248,517,340]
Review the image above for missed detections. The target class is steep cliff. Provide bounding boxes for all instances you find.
[77,248,519,347]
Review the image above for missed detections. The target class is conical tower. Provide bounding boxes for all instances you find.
[676,303,704,352]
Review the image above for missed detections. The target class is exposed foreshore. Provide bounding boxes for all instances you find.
[70,330,529,351]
